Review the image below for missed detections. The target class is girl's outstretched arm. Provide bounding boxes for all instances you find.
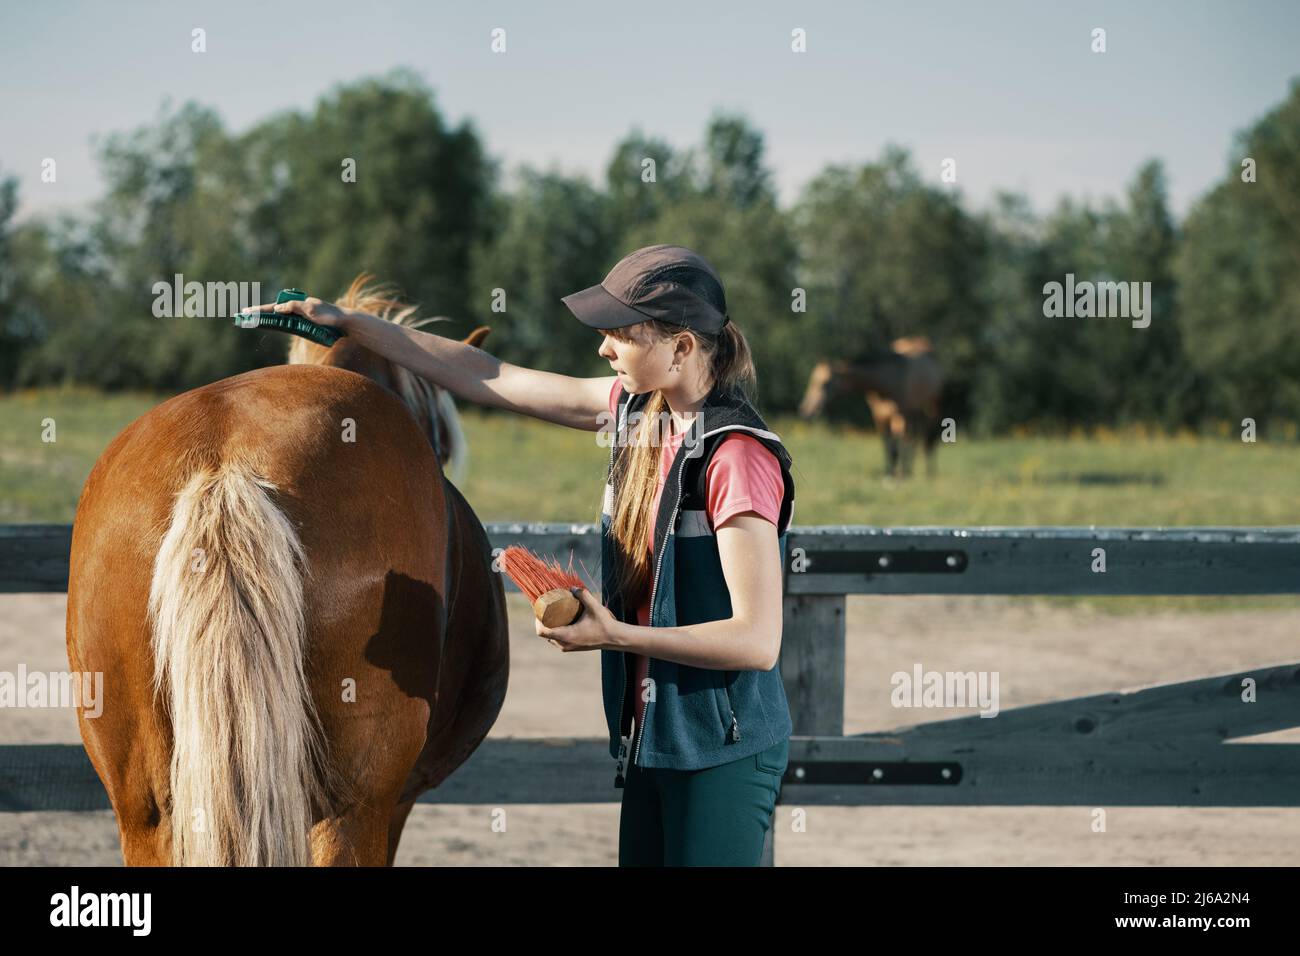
[264,294,617,431]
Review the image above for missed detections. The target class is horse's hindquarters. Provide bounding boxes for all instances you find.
[67,364,458,865]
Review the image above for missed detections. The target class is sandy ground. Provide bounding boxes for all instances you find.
[2,590,1297,866]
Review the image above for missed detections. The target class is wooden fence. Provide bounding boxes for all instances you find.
[3,523,1299,865]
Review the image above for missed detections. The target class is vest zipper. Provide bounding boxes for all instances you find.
[725,680,741,742]
[611,404,631,788]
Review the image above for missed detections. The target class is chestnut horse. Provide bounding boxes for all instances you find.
[798,336,943,478]
[65,276,509,865]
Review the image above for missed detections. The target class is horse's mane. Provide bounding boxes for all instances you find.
[286,274,467,484]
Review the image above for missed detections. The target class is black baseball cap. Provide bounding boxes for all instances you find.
[562,244,731,334]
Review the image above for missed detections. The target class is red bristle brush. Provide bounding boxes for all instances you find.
[501,546,594,628]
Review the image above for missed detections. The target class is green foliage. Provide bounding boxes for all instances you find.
[467,168,615,372]
[240,69,496,314]
[1175,79,1300,430]
[470,110,803,410]
[793,145,987,423]
[1,74,1298,436]
[3,71,496,392]
[971,161,1199,433]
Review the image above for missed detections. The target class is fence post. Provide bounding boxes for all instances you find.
[760,592,847,864]
[781,593,847,736]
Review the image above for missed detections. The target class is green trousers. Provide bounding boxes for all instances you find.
[618,736,789,866]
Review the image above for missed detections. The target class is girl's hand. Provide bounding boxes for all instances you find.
[249,295,352,329]
[536,587,620,652]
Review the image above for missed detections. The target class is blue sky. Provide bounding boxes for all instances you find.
[2,0,1297,223]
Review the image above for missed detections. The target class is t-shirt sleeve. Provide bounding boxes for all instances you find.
[705,433,786,532]
[608,377,621,416]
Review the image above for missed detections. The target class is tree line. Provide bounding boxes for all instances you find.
[1,67,1297,436]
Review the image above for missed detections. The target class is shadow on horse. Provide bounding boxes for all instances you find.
[65,275,509,865]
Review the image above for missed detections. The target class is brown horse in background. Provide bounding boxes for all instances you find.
[65,276,509,865]
[799,336,943,478]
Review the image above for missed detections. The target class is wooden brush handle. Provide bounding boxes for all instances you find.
[534,588,583,628]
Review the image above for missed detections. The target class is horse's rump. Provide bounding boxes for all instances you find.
[70,363,455,864]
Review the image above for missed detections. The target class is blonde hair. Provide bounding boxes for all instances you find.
[606,318,757,608]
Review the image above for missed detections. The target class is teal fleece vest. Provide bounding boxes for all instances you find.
[600,381,796,783]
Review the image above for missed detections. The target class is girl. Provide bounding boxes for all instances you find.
[265,244,796,866]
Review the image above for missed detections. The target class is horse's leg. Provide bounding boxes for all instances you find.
[76,699,173,866]
[889,409,909,478]
[312,783,415,867]
[311,809,391,867]
[386,799,418,865]
[265,372,459,867]
[86,708,172,866]
[901,415,921,478]
[302,553,443,867]
[67,470,177,866]
[309,688,432,866]
[908,410,931,479]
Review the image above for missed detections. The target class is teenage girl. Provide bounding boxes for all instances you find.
[259,243,796,866]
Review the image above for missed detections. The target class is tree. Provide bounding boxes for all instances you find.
[609,115,802,410]
[792,145,987,423]
[0,171,23,387]
[467,167,616,374]
[1175,79,1300,430]
[241,68,496,320]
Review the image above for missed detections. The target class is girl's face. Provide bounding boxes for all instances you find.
[597,324,681,394]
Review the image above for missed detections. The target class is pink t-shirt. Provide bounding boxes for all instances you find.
[605,379,788,734]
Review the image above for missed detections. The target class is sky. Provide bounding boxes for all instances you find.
[2,0,1298,224]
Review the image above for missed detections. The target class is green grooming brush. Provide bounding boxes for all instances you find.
[233,288,346,347]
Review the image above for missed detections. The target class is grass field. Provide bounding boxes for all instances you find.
[2,384,1297,614]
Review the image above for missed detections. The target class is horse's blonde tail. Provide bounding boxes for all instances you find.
[146,456,333,866]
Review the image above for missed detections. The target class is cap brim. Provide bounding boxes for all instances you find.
[561,283,648,330]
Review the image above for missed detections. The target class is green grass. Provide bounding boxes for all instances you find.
[0,385,171,523]
[3,387,1297,615]
[456,410,1300,526]
[771,417,1300,528]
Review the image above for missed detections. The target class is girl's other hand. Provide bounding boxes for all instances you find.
[535,588,621,651]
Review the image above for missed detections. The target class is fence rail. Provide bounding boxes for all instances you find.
[7,523,1300,596]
